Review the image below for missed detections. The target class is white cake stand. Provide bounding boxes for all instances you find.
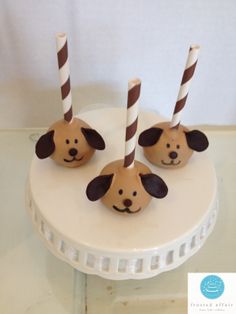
[26,108,218,280]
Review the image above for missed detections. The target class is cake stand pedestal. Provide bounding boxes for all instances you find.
[73,270,86,314]
[26,108,218,280]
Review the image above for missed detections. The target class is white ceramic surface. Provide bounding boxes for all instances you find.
[26,108,218,280]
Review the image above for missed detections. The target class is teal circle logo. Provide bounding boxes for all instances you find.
[200,275,224,299]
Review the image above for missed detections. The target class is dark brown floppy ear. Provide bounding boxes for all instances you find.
[138,127,163,147]
[86,174,113,201]
[185,130,209,152]
[140,173,168,199]
[35,130,55,159]
[81,128,105,150]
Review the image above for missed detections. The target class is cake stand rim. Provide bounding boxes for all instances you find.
[26,183,218,279]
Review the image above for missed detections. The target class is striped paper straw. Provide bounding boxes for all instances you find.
[56,33,73,123]
[123,78,141,168]
[170,45,200,128]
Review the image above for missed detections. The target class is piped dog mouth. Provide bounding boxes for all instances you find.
[161,160,181,166]
[64,156,84,163]
[113,205,142,214]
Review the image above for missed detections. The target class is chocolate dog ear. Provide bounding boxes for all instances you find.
[86,174,113,201]
[35,130,55,159]
[138,127,163,147]
[185,130,209,152]
[81,128,105,150]
[140,173,168,199]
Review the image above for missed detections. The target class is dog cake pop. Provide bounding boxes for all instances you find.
[138,45,209,169]
[86,79,168,214]
[35,33,105,167]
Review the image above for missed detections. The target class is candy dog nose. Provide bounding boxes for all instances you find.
[123,199,132,207]
[69,148,78,156]
[169,151,178,160]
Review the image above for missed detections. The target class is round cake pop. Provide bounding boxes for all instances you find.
[35,33,105,167]
[138,45,208,169]
[86,79,168,214]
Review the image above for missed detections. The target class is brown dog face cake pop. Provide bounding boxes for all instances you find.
[36,117,105,168]
[138,121,208,169]
[139,45,208,169]
[35,33,105,167]
[86,79,168,214]
[87,159,167,214]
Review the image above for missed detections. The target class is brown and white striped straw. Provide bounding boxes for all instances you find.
[56,33,73,123]
[123,78,141,168]
[170,45,200,128]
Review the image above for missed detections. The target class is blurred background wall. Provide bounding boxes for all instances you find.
[0,0,236,127]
